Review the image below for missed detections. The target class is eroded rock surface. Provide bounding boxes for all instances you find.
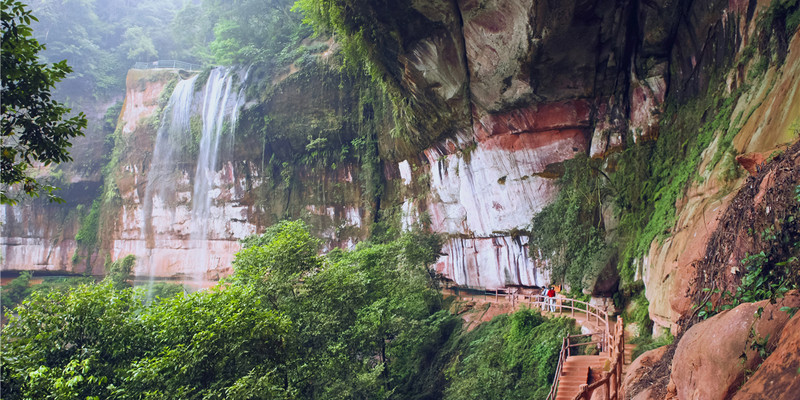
[671,294,800,400]
[623,345,669,400]
[732,311,800,399]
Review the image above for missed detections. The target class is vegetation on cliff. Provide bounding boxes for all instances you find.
[24,0,188,98]
[686,149,800,326]
[292,0,465,156]
[528,0,800,308]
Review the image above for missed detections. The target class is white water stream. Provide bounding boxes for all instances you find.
[188,68,236,282]
[140,68,246,294]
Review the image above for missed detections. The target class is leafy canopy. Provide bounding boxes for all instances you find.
[1,0,87,204]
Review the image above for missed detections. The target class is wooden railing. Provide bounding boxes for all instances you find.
[446,286,622,400]
[527,294,611,349]
[544,318,624,400]
[447,287,611,350]
[547,336,570,400]
[133,60,203,71]
[572,317,625,400]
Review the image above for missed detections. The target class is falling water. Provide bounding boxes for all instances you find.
[138,67,246,296]
[188,68,246,283]
[141,74,198,298]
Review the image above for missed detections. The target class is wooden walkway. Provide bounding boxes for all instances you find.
[556,355,609,400]
[446,286,627,400]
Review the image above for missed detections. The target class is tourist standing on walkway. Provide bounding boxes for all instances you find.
[547,287,556,312]
[540,287,549,311]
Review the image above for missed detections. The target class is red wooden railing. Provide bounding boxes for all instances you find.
[571,317,625,400]
[445,287,623,400]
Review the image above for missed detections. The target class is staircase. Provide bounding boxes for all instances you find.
[555,355,609,400]
[547,317,626,400]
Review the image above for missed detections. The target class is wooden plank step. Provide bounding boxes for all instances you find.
[554,355,609,400]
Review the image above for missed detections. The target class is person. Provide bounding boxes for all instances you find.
[547,286,556,312]
[540,287,549,311]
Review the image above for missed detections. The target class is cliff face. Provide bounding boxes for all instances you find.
[3,0,800,397]
[368,0,738,290]
[0,90,115,275]
[2,1,798,312]
[373,0,640,289]
[1,62,375,280]
[107,64,380,281]
[324,0,799,310]
[1,182,101,273]
[642,6,800,334]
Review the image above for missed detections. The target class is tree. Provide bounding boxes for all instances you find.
[119,26,158,62]
[1,220,570,399]
[0,271,32,312]
[106,254,136,288]
[1,0,87,204]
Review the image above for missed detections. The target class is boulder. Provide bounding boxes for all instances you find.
[731,312,800,399]
[671,293,800,400]
[622,345,669,400]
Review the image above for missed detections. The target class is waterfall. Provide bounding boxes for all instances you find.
[188,68,245,283]
[139,67,246,293]
[141,74,198,297]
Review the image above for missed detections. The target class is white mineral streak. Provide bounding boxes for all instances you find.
[434,236,549,289]
[401,199,418,232]
[403,128,586,288]
[398,160,413,185]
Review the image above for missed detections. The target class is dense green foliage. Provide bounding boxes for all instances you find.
[292,0,390,78]
[617,282,653,337]
[2,221,573,399]
[73,199,101,264]
[26,0,188,98]
[1,272,33,313]
[201,0,310,69]
[528,156,611,289]
[25,0,310,100]
[291,0,459,153]
[444,311,578,400]
[630,331,674,361]
[530,79,744,294]
[105,254,136,289]
[1,272,96,313]
[1,0,87,204]
[616,89,741,274]
[1,281,291,400]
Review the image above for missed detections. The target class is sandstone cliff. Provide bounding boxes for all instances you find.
[2,7,800,397]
